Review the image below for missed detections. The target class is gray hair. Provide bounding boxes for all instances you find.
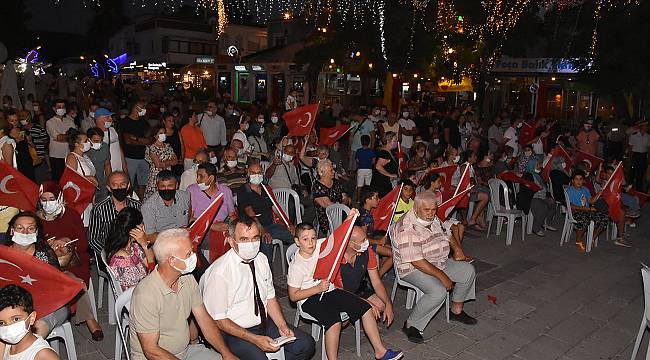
[414,191,437,210]
[152,228,189,263]
[316,158,333,177]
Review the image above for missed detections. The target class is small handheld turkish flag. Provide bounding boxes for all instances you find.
[59,166,96,215]
[518,122,538,146]
[420,165,458,201]
[574,150,604,173]
[600,162,624,222]
[0,162,39,211]
[262,184,292,227]
[189,193,224,250]
[437,186,474,222]
[0,245,84,319]
[319,124,352,146]
[313,213,358,284]
[541,146,573,182]
[284,103,320,137]
[371,184,403,231]
[498,171,541,193]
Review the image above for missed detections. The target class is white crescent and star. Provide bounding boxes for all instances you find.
[0,175,15,194]
[297,112,312,128]
[62,181,81,201]
[0,258,36,285]
[328,131,340,138]
[318,235,335,259]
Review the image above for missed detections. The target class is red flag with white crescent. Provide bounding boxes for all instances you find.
[314,214,358,283]
[601,162,624,222]
[59,166,96,215]
[437,186,474,222]
[283,103,319,137]
[455,164,472,208]
[498,171,542,192]
[0,162,39,211]
[261,184,292,227]
[541,146,573,182]
[0,245,84,319]
[397,142,407,177]
[189,193,224,250]
[518,122,538,146]
[420,165,458,201]
[574,150,604,173]
[319,124,352,146]
[371,184,403,231]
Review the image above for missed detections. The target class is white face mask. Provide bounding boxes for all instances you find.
[138,109,146,117]
[249,174,264,185]
[416,215,434,227]
[534,168,541,173]
[242,123,249,131]
[207,111,214,116]
[160,107,167,113]
[453,155,460,163]
[237,241,260,261]
[172,253,197,274]
[226,160,238,168]
[104,121,112,128]
[516,122,523,129]
[271,116,278,124]
[210,156,218,164]
[90,142,101,150]
[20,119,28,126]
[402,112,409,118]
[89,111,95,118]
[12,231,38,246]
[0,315,32,344]
[374,110,381,115]
[282,154,294,162]
[357,239,370,253]
[198,182,210,191]
[433,138,440,145]
[41,200,62,216]
[55,108,66,117]
[157,133,167,142]
[82,142,91,152]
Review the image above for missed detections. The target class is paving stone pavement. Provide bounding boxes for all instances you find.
[59,208,649,360]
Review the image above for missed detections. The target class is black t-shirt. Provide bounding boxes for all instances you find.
[443,117,461,149]
[119,116,149,159]
[236,184,274,226]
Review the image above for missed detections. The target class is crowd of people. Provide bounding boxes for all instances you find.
[0,77,646,359]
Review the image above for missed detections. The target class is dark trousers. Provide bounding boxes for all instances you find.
[261,223,293,267]
[50,157,66,181]
[632,152,647,191]
[223,318,315,360]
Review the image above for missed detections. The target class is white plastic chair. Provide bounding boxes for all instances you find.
[560,190,596,253]
[114,287,134,360]
[630,265,650,360]
[47,321,77,360]
[325,203,350,236]
[273,188,303,224]
[286,244,361,359]
[101,250,131,357]
[388,225,449,322]
[95,251,116,325]
[272,239,287,276]
[486,178,527,245]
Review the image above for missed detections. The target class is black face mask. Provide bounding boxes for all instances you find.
[158,189,176,201]
[111,188,129,202]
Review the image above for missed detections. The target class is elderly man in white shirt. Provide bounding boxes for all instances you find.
[179,150,208,191]
[199,100,227,155]
[200,218,315,360]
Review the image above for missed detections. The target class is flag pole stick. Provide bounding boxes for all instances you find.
[385,184,403,231]
[594,162,621,202]
[319,213,358,301]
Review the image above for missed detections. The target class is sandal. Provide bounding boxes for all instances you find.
[614,238,632,248]
[575,241,586,253]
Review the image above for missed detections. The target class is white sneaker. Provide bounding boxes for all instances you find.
[543,224,558,231]
[534,230,545,237]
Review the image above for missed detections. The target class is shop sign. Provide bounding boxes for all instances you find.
[529,83,539,94]
[196,57,215,64]
[492,57,578,74]
[147,62,166,70]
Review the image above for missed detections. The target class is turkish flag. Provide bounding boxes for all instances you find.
[397,142,407,177]
[319,124,351,146]
[59,166,96,215]
[498,171,542,192]
[314,214,358,283]
[518,122,538,146]
[0,162,39,211]
[455,164,472,209]
[420,165,458,201]
[0,245,83,319]
[262,184,292,227]
[284,103,319,137]
[574,150,604,173]
[437,186,474,222]
[371,184,403,231]
[189,193,224,250]
[631,190,648,208]
[601,162,624,222]
[541,146,573,182]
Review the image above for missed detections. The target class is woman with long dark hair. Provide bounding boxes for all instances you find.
[104,207,154,291]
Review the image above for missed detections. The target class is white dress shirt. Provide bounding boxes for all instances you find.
[46,116,76,159]
[199,112,227,147]
[200,249,275,329]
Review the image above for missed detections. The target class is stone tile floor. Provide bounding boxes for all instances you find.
[59,209,649,360]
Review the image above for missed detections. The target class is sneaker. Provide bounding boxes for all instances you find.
[543,224,558,231]
[614,239,632,248]
[449,311,478,325]
[379,348,404,360]
[402,322,423,343]
[534,230,545,237]
[628,222,637,228]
